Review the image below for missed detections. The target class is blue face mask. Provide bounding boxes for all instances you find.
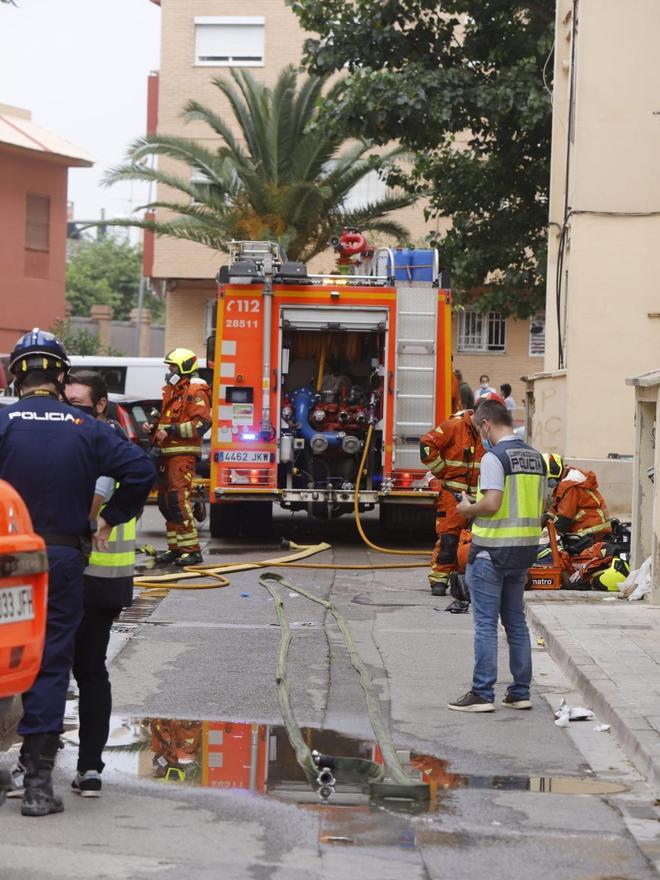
[482,438,492,451]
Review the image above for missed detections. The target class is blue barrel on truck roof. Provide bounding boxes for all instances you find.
[411,248,435,282]
[394,248,411,281]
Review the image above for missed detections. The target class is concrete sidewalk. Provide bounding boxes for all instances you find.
[527,593,660,793]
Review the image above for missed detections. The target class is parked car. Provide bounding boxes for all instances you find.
[108,395,210,492]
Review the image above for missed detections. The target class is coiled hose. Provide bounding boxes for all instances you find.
[353,423,430,556]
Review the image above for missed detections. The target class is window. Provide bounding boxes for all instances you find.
[529,313,545,357]
[194,17,265,67]
[25,193,50,278]
[25,194,50,251]
[458,310,507,353]
[343,170,388,211]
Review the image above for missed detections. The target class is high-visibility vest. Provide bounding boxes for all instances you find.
[471,439,546,569]
[85,517,137,579]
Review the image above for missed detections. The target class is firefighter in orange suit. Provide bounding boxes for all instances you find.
[420,394,505,596]
[145,348,211,567]
[546,454,612,550]
[421,410,484,595]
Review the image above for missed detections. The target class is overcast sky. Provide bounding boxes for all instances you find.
[0,0,161,224]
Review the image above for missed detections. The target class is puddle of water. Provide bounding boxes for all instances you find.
[60,716,627,805]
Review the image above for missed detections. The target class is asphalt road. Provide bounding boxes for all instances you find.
[1,505,658,879]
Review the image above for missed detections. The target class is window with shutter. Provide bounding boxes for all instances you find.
[195,17,265,67]
[25,194,50,252]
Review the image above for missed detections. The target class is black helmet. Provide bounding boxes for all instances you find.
[9,328,70,378]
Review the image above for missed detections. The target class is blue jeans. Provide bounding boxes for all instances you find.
[466,556,532,703]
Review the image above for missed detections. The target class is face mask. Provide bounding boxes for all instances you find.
[72,403,96,417]
[480,381,489,389]
[482,438,492,450]
[166,372,181,385]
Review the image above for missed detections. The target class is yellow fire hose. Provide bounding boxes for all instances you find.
[353,423,430,556]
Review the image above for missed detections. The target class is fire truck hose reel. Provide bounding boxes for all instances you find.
[292,388,342,451]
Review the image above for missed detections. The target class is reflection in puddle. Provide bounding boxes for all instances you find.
[61,717,627,807]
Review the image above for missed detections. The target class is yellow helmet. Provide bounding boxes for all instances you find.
[164,348,198,376]
[591,558,630,592]
[543,452,563,480]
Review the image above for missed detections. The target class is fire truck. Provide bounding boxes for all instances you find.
[208,237,452,538]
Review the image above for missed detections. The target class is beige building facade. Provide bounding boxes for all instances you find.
[150,0,433,355]
[148,0,544,390]
[529,0,660,471]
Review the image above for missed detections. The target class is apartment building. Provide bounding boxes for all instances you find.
[0,103,93,352]
[531,0,660,460]
[145,0,543,404]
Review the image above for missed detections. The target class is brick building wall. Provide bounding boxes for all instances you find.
[453,314,542,424]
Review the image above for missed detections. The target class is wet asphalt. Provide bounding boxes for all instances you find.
[1,506,659,879]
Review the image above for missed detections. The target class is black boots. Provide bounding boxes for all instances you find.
[21,734,64,817]
[175,551,203,567]
[155,548,181,564]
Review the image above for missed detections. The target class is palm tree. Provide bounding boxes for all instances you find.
[105,66,416,262]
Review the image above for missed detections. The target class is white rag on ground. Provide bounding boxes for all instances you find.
[618,555,652,601]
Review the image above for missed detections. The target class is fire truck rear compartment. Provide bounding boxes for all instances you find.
[279,328,385,519]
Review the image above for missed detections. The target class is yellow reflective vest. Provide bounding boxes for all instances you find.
[471,439,547,569]
[86,517,136,579]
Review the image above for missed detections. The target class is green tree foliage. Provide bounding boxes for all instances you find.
[49,320,106,357]
[104,66,416,262]
[66,235,164,323]
[289,0,554,317]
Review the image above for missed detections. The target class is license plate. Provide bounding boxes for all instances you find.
[218,451,271,463]
[0,585,34,624]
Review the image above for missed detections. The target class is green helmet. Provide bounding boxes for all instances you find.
[591,558,630,592]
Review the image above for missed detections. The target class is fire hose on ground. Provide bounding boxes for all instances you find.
[258,571,429,803]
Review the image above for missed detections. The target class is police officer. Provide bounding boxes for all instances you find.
[0,330,155,817]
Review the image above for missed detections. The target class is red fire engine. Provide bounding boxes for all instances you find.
[208,238,452,538]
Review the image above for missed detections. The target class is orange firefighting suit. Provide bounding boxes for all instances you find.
[420,411,484,588]
[548,466,612,543]
[154,376,211,553]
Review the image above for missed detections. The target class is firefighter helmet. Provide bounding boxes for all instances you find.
[591,558,630,592]
[543,452,564,480]
[475,391,506,408]
[164,348,198,376]
[9,328,70,377]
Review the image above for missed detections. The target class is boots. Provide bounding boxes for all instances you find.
[155,548,181,565]
[21,734,64,817]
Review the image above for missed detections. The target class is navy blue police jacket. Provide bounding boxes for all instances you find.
[0,393,156,539]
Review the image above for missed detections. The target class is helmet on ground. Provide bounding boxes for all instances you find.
[543,452,564,480]
[9,328,70,378]
[164,348,198,376]
[591,558,630,592]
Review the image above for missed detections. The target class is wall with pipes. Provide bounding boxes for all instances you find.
[540,0,660,461]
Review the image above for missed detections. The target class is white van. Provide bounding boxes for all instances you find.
[68,356,211,399]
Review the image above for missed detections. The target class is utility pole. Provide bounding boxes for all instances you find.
[134,275,146,356]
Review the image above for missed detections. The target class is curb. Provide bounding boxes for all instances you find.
[527,604,660,795]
